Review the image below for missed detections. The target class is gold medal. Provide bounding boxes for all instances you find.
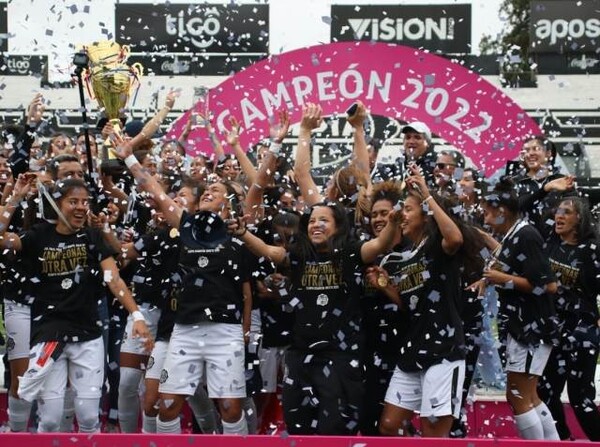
[169,228,180,238]
[377,275,388,288]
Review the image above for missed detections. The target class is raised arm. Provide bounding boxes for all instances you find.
[10,94,45,178]
[406,164,463,255]
[231,220,287,265]
[245,109,291,222]
[360,209,402,264]
[0,173,35,250]
[226,116,257,186]
[113,133,183,230]
[294,103,324,206]
[346,101,370,176]
[112,92,183,230]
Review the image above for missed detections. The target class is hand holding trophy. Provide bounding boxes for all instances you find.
[82,40,143,173]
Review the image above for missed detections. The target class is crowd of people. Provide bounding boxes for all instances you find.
[0,91,599,441]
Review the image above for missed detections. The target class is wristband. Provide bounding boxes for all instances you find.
[132,310,145,322]
[422,196,434,205]
[124,154,139,169]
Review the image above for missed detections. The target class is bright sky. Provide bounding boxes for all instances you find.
[7,0,506,82]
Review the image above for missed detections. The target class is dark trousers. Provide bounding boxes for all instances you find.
[359,350,396,436]
[282,349,363,435]
[539,323,600,441]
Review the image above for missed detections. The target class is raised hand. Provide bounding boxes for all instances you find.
[165,89,181,110]
[225,116,241,146]
[346,100,367,129]
[27,93,45,126]
[270,108,290,144]
[110,132,134,160]
[300,103,323,131]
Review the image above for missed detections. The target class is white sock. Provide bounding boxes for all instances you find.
[8,395,32,432]
[118,367,143,433]
[535,402,560,440]
[74,397,100,433]
[157,416,181,434]
[142,413,157,433]
[222,413,248,436]
[60,387,76,433]
[514,408,544,440]
[187,389,219,434]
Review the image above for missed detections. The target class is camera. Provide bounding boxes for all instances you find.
[72,51,89,69]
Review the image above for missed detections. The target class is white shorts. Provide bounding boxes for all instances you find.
[3,300,30,361]
[384,359,465,418]
[19,336,104,402]
[505,334,552,376]
[258,345,287,393]
[120,303,161,355]
[145,340,169,381]
[158,322,246,399]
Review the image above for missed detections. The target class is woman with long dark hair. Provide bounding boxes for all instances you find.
[359,180,407,436]
[112,125,253,435]
[368,166,471,438]
[539,197,600,441]
[0,175,152,433]
[231,199,400,435]
[480,177,560,440]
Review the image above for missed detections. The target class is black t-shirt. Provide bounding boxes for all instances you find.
[288,241,365,353]
[546,235,600,325]
[175,212,250,325]
[361,250,409,356]
[155,290,177,342]
[494,223,558,347]
[131,228,180,307]
[515,172,574,237]
[20,223,116,345]
[382,237,465,372]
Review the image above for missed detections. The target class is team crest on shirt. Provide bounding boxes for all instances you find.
[61,278,73,290]
[409,295,419,310]
[316,294,329,306]
[6,337,15,352]
[159,369,169,384]
[198,256,209,268]
[147,356,155,370]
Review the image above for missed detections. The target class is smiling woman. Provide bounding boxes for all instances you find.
[0,175,152,434]
[233,200,399,435]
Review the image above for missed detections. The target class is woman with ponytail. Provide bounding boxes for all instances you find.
[480,177,560,440]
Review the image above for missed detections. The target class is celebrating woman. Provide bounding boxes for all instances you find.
[369,165,471,438]
[480,177,559,440]
[231,200,399,434]
[539,197,600,441]
[112,116,253,435]
[0,175,151,433]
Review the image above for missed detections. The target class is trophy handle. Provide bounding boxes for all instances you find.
[120,44,130,61]
[130,62,144,79]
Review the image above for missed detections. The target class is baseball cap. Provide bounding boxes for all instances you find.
[179,211,230,249]
[401,122,432,143]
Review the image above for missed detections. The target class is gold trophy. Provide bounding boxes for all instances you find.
[83,40,143,172]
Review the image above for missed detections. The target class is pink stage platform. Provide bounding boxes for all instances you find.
[0,433,596,447]
[0,391,595,443]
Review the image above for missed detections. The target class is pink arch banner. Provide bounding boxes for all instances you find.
[169,42,541,176]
